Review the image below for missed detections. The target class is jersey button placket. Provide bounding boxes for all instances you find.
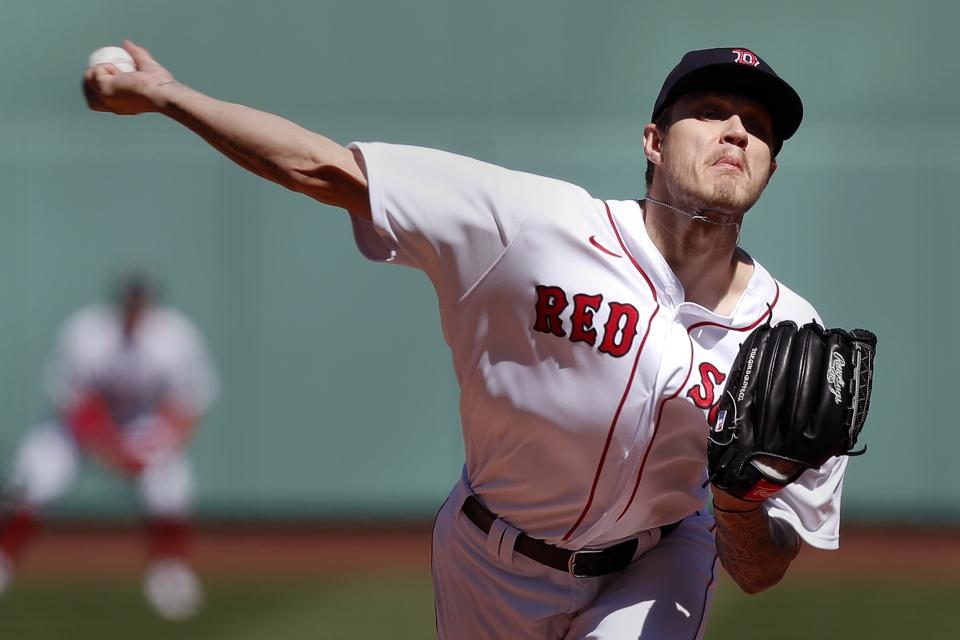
[608,316,680,529]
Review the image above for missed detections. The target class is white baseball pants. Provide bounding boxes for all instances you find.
[6,422,194,517]
[431,475,719,639]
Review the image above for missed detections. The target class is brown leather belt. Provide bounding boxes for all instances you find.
[461,494,682,578]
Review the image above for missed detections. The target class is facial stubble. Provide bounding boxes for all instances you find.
[659,140,770,216]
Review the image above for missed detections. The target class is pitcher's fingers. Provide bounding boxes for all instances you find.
[123,39,158,70]
[81,77,100,110]
[91,64,117,84]
[90,63,122,77]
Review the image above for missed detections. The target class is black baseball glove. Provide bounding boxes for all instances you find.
[707,320,877,501]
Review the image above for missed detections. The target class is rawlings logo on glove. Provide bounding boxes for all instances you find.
[707,320,877,502]
[826,351,845,404]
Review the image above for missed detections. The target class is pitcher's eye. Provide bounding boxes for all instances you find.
[744,117,773,141]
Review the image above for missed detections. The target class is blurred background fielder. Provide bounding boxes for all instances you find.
[0,274,219,621]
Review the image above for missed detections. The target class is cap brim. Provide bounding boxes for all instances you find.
[655,64,803,145]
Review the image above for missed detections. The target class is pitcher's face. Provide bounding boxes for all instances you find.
[654,91,778,216]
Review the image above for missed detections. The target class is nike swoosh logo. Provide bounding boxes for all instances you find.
[589,235,622,258]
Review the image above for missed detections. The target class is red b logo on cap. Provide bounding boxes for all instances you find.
[732,49,761,67]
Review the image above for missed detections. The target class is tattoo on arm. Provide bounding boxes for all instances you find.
[154,88,364,210]
[164,99,285,181]
[714,507,800,594]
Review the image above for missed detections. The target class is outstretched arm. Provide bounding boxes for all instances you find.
[83,40,370,218]
[711,487,801,594]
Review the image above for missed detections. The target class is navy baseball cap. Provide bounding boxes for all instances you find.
[652,47,803,151]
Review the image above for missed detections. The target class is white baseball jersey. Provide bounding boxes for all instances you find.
[44,304,218,425]
[349,142,845,552]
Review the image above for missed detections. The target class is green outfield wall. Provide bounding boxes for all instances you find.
[0,0,955,522]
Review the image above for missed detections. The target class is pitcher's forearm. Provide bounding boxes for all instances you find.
[145,81,368,212]
[714,505,800,594]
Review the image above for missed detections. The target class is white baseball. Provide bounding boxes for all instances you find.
[87,46,137,73]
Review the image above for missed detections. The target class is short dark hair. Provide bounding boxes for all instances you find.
[113,272,157,309]
[644,108,673,190]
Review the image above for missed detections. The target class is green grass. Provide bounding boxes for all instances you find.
[1,575,958,639]
[0,573,436,640]
[707,579,960,640]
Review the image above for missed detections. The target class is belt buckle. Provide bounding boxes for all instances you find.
[567,549,603,578]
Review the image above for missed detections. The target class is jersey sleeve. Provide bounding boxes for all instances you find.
[766,455,847,549]
[347,142,563,308]
[764,285,845,549]
[42,308,107,411]
[161,311,219,417]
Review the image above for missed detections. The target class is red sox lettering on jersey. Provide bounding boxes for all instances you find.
[686,362,726,426]
[534,285,729,425]
[533,285,640,358]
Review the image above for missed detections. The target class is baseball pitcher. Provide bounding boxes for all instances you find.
[82,43,876,638]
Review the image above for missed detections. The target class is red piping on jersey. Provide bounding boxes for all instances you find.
[602,202,658,301]
[686,281,780,333]
[561,202,659,543]
[589,235,622,258]
[616,337,695,521]
[614,254,781,521]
